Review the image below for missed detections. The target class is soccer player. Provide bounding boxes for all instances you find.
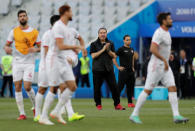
[58,27,85,122]
[4,10,41,120]
[130,12,189,124]
[39,5,84,125]
[34,15,60,122]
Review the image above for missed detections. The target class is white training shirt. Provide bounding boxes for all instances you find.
[150,27,172,65]
[47,20,78,63]
[62,27,80,56]
[40,29,51,62]
[7,27,41,64]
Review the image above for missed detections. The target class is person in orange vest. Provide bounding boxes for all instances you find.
[4,10,41,120]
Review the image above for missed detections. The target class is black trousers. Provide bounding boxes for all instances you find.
[118,70,135,103]
[1,76,13,97]
[179,74,190,98]
[93,71,120,106]
[81,73,90,88]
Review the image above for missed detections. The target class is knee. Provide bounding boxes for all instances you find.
[14,83,22,92]
[168,86,177,92]
[50,87,58,94]
[38,88,47,95]
[144,89,152,95]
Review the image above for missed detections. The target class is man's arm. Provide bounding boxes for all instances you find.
[4,42,12,54]
[113,58,125,71]
[56,38,83,50]
[150,42,168,70]
[132,53,135,72]
[91,44,107,59]
[107,50,117,58]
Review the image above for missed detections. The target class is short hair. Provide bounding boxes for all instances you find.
[123,35,130,40]
[59,4,71,16]
[157,12,171,25]
[17,10,27,17]
[50,15,60,26]
[98,27,107,34]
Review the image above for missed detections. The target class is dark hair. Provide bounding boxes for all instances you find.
[98,27,107,34]
[17,10,27,17]
[50,15,60,26]
[157,12,171,25]
[123,35,130,40]
[59,4,71,16]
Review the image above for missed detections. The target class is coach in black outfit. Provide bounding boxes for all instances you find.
[90,28,125,110]
[113,35,135,108]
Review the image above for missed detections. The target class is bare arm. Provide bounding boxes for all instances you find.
[56,38,82,50]
[113,58,125,71]
[4,42,12,54]
[150,42,168,70]
[91,46,106,59]
[132,54,135,72]
[107,50,117,59]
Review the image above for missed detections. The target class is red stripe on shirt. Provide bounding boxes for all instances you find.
[152,42,159,46]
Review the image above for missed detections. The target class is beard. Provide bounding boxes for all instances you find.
[69,17,72,21]
[166,23,172,28]
[20,20,27,26]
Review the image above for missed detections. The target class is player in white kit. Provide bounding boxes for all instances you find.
[39,5,84,125]
[4,10,41,120]
[57,27,85,122]
[130,12,189,124]
[34,15,60,122]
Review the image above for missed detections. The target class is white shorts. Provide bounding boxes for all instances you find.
[12,63,35,82]
[46,56,75,87]
[144,62,175,90]
[38,61,48,87]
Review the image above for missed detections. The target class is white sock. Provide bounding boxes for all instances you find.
[27,88,35,108]
[65,99,74,118]
[53,88,73,114]
[131,91,148,116]
[169,92,180,116]
[41,91,55,119]
[15,92,25,115]
[35,92,44,117]
[57,88,61,98]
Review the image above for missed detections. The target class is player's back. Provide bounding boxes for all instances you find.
[40,29,52,62]
[150,27,172,65]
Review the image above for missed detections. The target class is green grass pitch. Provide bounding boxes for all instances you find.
[0,98,195,131]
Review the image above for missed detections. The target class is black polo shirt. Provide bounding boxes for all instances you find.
[90,38,115,72]
[116,46,134,72]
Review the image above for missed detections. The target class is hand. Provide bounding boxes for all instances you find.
[118,66,125,71]
[4,46,12,54]
[132,67,135,72]
[73,49,80,54]
[28,47,38,53]
[4,71,7,75]
[163,59,169,71]
[66,57,73,65]
[105,43,110,50]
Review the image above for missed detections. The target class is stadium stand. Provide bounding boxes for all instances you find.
[0,0,149,58]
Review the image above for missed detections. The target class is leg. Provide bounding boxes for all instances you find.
[118,71,126,95]
[131,64,162,118]
[35,87,47,118]
[15,80,25,116]
[86,74,90,88]
[105,71,120,106]
[23,64,35,108]
[1,76,8,97]
[93,72,104,106]
[8,76,13,97]
[12,64,26,118]
[81,75,85,87]
[126,73,135,104]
